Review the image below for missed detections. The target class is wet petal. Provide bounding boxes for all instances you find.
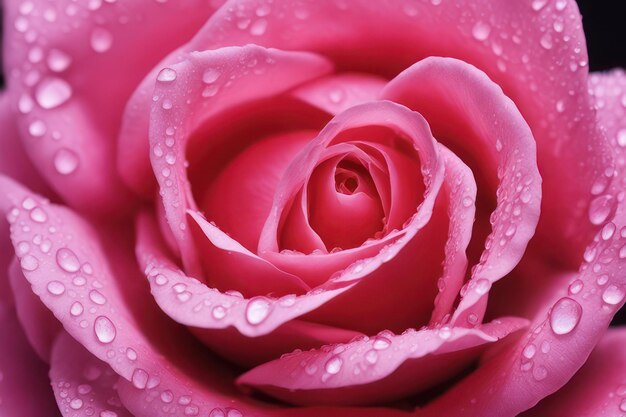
[49,332,132,417]
[238,318,527,406]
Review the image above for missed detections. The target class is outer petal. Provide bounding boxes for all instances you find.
[49,332,132,417]
[8,258,62,362]
[0,303,60,416]
[519,328,626,417]
[2,0,221,211]
[238,317,527,406]
[194,0,605,264]
[149,45,332,276]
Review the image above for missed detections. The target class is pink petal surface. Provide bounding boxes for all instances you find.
[292,73,388,115]
[238,317,528,406]
[0,300,60,416]
[3,0,220,212]
[49,332,132,417]
[519,328,626,417]
[149,45,332,276]
[8,258,62,362]
[412,71,626,417]
[193,0,607,264]
[0,176,275,416]
[380,57,541,326]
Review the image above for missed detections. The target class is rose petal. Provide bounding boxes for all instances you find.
[149,45,332,276]
[238,317,528,406]
[292,73,388,115]
[378,57,541,326]
[3,0,220,212]
[194,0,606,263]
[8,257,62,362]
[519,328,626,417]
[49,332,132,417]
[0,303,60,416]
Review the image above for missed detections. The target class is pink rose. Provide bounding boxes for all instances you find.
[1,1,625,416]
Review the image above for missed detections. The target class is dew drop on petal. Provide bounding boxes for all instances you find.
[246,297,271,325]
[47,49,72,72]
[54,148,79,175]
[47,280,66,295]
[202,68,220,84]
[471,22,491,41]
[70,301,84,316]
[30,207,47,223]
[157,68,177,82]
[602,285,625,306]
[94,316,116,343]
[373,336,391,350]
[549,297,582,335]
[90,27,113,53]
[325,356,343,375]
[20,254,39,271]
[56,248,80,272]
[131,368,148,389]
[588,195,615,225]
[89,289,107,305]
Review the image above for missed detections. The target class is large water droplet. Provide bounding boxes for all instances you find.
[47,49,72,72]
[131,368,148,389]
[602,285,625,305]
[94,316,116,343]
[157,68,177,82]
[20,254,39,271]
[47,280,66,295]
[29,120,47,137]
[202,68,220,84]
[250,19,268,36]
[56,248,80,272]
[70,301,84,316]
[54,148,79,175]
[588,195,615,225]
[35,77,72,109]
[246,297,271,325]
[471,22,491,41]
[325,356,343,375]
[373,336,391,350]
[89,289,107,305]
[549,297,582,335]
[30,207,47,223]
[90,28,113,53]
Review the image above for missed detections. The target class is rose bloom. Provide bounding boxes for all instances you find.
[1,0,625,416]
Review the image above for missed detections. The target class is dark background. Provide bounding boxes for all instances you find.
[0,2,624,323]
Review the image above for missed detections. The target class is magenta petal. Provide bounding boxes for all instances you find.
[49,332,132,417]
[3,0,215,212]
[292,73,388,115]
[8,257,62,362]
[0,303,59,416]
[238,317,527,406]
[380,57,541,326]
[520,328,626,417]
[149,45,332,276]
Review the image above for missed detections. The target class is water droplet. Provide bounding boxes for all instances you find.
[588,195,615,225]
[568,279,583,295]
[131,368,149,389]
[601,222,616,240]
[70,398,83,410]
[540,340,551,354]
[126,348,137,360]
[160,390,173,403]
[532,365,548,381]
[70,301,84,316]
[212,305,226,320]
[617,129,626,147]
[77,384,92,395]
[157,68,177,82]
[47,280,66,295]
[522,344,536,359]
[202,68,220,84]
[29,120,47,137]
[472,22,491,41]
[56,248,80,272]
[30,207,47,223]
[602,285,625,305]
[325,356,343,375]
[89,289,107,305]
[94,316,116,343]
[47,49,72,72]
[20,254,39,271]
[620,398,626,412]
[250,19,268,36]
[597,274,609,286]
[549,297,582,335]
[365,349,378,364]
[539,33,553,50]
[54,148,79,175]
[373,336,391,350]
[246,297,271,325]
[475,278,491,295]
[100,410,118,417]
[531,0,548,11]
[90,28,113,53]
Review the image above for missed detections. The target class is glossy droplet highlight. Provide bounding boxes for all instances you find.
[472,22,491,41]
[131,368,149,389]
[54,148,79,175]
[325,356,343,375]
[90,27,113,53]
[56,248,80,272]
[35,77,72,109]
[549,297,582,335]
[157,68,177,82]
[602,285,625,305]
[47,280,66,295]
[70,301,84,316]
[47,49,72,72]
[94,316,116,344]
[246,297,271,325]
